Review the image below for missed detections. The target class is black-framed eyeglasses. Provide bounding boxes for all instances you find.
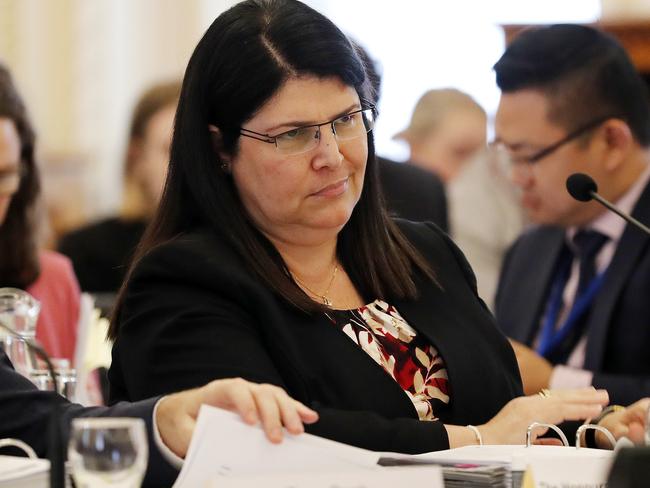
[495,114,618,166]
[239,106,376,156]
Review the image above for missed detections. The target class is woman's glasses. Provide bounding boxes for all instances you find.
[239,107,376,156]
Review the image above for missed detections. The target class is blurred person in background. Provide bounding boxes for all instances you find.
[352,40,448,230]
[395,89,487,183]
[395,89,525,308]
[0,63,80,363]
[59,81,181,294]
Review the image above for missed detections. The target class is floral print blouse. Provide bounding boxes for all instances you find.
[327,299,450,421]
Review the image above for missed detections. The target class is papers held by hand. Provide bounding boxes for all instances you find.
[171,405,443,488]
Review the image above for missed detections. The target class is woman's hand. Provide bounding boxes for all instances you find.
[597,398,650,448]
[478,388,609,445]
[156,378,319,458]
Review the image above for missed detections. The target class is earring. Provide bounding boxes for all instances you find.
[221,161,230,172]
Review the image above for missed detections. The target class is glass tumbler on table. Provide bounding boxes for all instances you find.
[68,417,148,488]
[0,287,41,377]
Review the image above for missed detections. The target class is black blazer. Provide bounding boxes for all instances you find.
[58,217,148,292]
[0,349,178,487]
[495,180,650,405]
[109,220,522,453]
[378,157,448,231]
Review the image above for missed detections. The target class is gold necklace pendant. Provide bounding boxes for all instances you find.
[293,263,338,308]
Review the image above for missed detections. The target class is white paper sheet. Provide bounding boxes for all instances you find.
[527,455,612,487]
[172,405,381,488]
[0,455,49,488]
[206,466,444,488]
[394,444,613,471]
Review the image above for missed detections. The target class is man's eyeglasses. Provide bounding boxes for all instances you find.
[239,107,376,156]
[493,114,618,166]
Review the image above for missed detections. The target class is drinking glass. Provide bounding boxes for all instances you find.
[0,288,41,377]
[68,418,148,487]
[30,358,77,399]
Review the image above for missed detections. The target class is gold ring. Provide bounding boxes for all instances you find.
[538,388,551,398]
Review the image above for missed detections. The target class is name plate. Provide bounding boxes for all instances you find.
[207,466,444,488]
[524,455,612,488]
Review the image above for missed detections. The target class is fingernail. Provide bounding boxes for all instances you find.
[292,424,304,435]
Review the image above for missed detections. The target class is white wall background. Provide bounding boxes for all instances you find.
[313,0,600,160]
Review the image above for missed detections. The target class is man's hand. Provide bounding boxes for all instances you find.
[597,398,650,447]
[509,339,553,395]
[155,378,319,458]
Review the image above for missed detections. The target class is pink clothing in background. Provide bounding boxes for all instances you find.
[27,250,80,363]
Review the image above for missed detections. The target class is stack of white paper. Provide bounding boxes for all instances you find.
[382,444,614,487]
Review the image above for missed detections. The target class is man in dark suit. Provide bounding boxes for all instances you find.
[0,348,317,486]
[493,25,650,406]
[378,156,448,229]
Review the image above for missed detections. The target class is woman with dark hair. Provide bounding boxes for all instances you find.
[108,0,612,452]
[0,64,80,362]
[59,80,181,293]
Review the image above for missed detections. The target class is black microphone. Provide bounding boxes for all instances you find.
[0,318,65,488]
[566,173,650,236]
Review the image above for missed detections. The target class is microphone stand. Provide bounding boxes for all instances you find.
[0,319,65,488]
[589,191,650,236]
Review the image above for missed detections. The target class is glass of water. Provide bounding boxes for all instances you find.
[0,288,41,377]
[30,358,77,399]
[68,418,148,487]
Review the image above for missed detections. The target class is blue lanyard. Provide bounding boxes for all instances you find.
[537,269,607,358]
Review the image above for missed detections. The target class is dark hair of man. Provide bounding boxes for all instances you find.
[0,64,41,288]
[109,0,434,338]
[494,24,650,147]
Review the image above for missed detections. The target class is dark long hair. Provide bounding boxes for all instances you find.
[110,0,433,338]
[0,64,41,289]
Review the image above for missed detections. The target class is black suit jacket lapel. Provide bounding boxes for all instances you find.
[513,229,566,345]
[584,180,650,370]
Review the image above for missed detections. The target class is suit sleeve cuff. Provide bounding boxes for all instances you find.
[153,397,184,469]
[549,365,594,389]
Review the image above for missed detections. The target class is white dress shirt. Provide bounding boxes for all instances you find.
[153,398,184,469]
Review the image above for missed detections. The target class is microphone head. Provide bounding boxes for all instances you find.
[566,173,598,202]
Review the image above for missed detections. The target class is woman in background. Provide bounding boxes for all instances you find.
[59,81,180,293]
[0,64,79,362]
